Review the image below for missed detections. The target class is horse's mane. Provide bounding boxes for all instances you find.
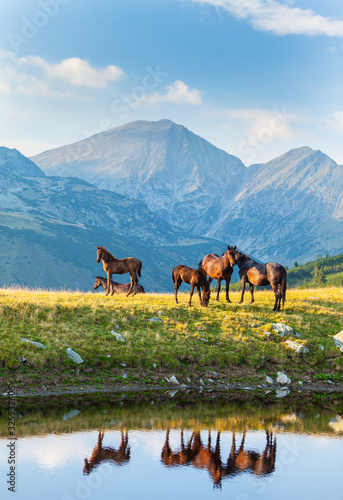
[103,247,116,260]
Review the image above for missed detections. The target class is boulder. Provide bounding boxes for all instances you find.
[276,387,291,398]
[66,348,84,364]
[272,323,293,337]
[333,331,343,352]
[284,340,309,354]
[111,331,126,342]
[149,316,163,323]
[20,338,47,349]
[276,371,291,385]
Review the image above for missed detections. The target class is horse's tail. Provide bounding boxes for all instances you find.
[138,260,142,278]
[280,268,287,306]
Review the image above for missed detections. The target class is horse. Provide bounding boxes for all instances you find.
[199,250,233,302]
[83,430,130,474]
[172,265,211,307]
[96,246,142,297]
[226,246,287,311]
[93,276,145,294]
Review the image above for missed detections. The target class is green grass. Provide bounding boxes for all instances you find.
[0,286,342,390]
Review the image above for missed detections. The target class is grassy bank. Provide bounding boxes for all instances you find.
[0,287,342,393]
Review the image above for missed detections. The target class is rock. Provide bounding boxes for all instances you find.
[200,338,208,342]
[329,416,343,433]
[153,363,157,368]
[251,323,259,327]
[62,409,80,421]
[295,332,301,338]
[168,389,179,397]
[207,378,214,383]
[262,330,273,339]
[284,340,309,354]
[319,345,325,351]
[149,316,162,323]
[111,331,126,342]
[211,371,219,379]
[123,372,127,379]
[276,387,291,398]
[333,331,343,352]
[298,381,303,385]
[169,375,180,385]
[265,375,274,384]
[186,377,191,383]
[199,378,205,386]
[276,371,291,385]
[119,363,126,367]
[20,338,47,349]
[66,348,84,364]
[272,323,293,337]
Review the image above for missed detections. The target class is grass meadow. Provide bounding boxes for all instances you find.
[0,286,342,392]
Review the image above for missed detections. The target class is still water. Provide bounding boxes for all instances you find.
[0,392,342,500]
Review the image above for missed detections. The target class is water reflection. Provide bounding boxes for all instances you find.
[84,430,130,474]
[161,430,276,487]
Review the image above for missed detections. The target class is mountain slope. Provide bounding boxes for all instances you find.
[0,148,228,291]
[213,147,343,263]
[31,119,247,234]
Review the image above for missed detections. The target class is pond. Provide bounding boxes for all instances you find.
[0,391,342,500]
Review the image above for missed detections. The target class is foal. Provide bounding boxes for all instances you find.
[172,265,211,307]
[93,276,145,294]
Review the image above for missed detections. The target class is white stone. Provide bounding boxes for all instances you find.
[111,331,126,342]
[149,316,163,323]
[276,371,291,385]
[319,345,325,351]
[272,323,293,337]
[333,331,343,352]
[276,387,291,398]
[265,375,274,384]
[20,338,47,349]
[66,348,84,364]
[169,375,180,385]
[284,340,309,354]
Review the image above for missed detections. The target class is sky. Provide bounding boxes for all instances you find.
[0,0,343,165]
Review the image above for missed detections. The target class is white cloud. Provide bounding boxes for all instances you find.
[325,110,343,132]
[141,80,203,106]
[192,0,343,36]
[0,50,125,98]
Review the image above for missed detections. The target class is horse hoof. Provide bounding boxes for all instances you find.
[226,300,231,303]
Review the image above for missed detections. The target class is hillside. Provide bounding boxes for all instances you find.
[287,253,343,288]
[0,148,228,291]
[31,121,343,266]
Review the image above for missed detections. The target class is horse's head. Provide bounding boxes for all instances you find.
[93,276,102,290]
[201,289,211,307]
[96,245,104,263]
[227,245,238,266]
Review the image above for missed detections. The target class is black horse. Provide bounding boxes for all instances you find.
[172,265,211,307]
[227,246,287,311]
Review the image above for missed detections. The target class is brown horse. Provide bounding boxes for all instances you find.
[172,265,211,307]
[227,246,287,311]
[83,430,130,474]
[199,250,233,302]
[93,276,145,294]
[96,246,142,297]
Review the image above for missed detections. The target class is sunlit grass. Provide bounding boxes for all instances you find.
[0,286,342,389]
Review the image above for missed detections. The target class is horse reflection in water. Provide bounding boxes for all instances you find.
[84,430,130,474]
[161,429,276,487]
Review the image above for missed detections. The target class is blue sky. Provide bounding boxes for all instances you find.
[1,0,343,165]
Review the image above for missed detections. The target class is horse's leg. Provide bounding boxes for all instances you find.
[126,274,135,297]
[106,273,111,296]
[225,278,231,303]
[188,284,195,306]
[216,278,221,301]
[239,276,246,304]
[277,284,282,311]
[196,286,202,305]
[249,283,254,303]
[271,283,279,311]
[174,278,182,304]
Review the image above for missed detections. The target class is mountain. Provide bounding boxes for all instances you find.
[213,147,343,263]
[0,147,228,291]
[31,119,247,234]
[0,147,44,177]
[31,121,343,265]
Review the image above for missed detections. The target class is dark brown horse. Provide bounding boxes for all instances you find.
[227,246,287,311]
[93,276,145,294]
[199,250,233,302]
[172,265,211,307]
[96,246,142,297]
[84,430,130,474]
